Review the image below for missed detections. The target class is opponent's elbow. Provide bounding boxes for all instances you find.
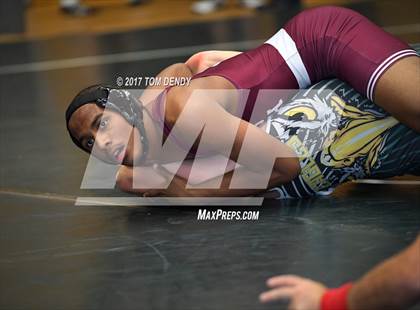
[409,94,420,132]
[413,113,420,133]
[409,236,420,294]
[402,236,420,296]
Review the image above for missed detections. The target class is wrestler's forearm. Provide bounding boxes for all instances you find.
[174,153,299,197]
[116,164,265,197]
[348,235,420,310]
[182,165,287,197]
[172,187,264,198]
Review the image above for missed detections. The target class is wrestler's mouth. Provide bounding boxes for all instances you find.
[113,145,125,163]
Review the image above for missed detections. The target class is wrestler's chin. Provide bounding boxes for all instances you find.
[122,149,134,167]
[123,129,144,167]
[122,144,141,167]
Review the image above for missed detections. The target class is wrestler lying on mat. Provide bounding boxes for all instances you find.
[65,6,420,198]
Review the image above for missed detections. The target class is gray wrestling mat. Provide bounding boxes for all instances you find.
[0,6,419,310]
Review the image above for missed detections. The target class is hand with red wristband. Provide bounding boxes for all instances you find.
[260,275,353,310]
[259,275,329,310]
[260,236,420,309]
[321,283,353,310]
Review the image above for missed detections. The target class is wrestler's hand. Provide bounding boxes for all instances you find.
[143,164,229,198]
[143,164,195,197]
[115,164,193,197]
[116,165,170,196]
[259,275,327,310]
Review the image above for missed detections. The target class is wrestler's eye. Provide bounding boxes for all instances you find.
[99,119,108,129]
[86,138,95,149]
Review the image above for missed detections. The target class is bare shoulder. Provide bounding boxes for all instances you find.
[165,84,193,125]
[165,80,212,126]
[166,76,238,122]
[161,63,193,78]
[140,63,193,104]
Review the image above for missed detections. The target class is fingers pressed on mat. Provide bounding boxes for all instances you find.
[267,275,302,287]
[259,287,295,302]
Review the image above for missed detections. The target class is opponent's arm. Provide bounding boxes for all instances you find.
[259,235,420,310]
[347,234,420,309]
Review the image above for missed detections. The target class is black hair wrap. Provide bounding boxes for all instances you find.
[65,85,149,164]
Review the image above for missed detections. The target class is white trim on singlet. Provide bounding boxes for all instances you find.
[366,49,418,101]
[265,28,311,89]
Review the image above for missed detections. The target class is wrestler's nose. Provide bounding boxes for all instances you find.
[95,131,112,150]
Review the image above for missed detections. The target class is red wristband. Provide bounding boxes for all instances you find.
[321,283,353,310]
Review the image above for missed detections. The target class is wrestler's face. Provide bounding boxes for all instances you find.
[68,103,142,166]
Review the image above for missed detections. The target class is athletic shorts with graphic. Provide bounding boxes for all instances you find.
[265,79,420,199]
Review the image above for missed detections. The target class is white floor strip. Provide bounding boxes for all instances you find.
[0,189,264,206]
[354,179,420,185]
[0,39,263,75]
[0,189,76,202]
[75,196,264,206]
